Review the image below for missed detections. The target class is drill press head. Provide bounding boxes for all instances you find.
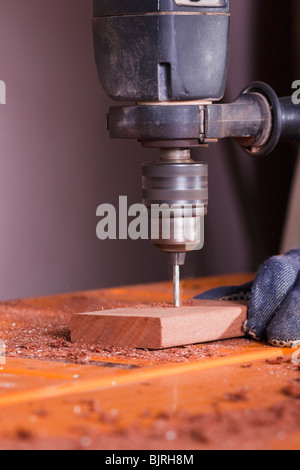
[93,0,230,305]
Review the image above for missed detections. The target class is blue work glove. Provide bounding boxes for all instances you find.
[195,249,300,348]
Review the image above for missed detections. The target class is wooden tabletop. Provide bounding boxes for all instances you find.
[0,273,299,450]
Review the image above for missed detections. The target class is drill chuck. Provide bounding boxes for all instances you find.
[142,150,208,255]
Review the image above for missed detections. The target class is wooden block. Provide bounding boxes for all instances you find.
[71,300,248,350]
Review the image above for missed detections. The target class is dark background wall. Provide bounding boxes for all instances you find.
[0,0,298,300]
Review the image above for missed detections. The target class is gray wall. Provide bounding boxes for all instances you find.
[0,0,297,300]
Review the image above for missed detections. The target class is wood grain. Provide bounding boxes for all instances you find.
[71,300,248,350]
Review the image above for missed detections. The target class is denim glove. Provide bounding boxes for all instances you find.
[194,249,300,348]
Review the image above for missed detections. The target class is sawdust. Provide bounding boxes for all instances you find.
[266,357,291,365]
[1,394,300,450]
[0,299,255,365]
[1,295,300,450]
[282,381,300,399]
[15,428,34,440]
[223,387,249,403]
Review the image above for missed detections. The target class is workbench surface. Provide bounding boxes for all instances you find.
[0,274,299,450]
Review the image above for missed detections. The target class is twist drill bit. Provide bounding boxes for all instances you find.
[173,262,180,308]
[168,253,185,308]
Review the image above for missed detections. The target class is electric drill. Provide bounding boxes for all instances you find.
[93,0,300,307]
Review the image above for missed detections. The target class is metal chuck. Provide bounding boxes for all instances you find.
[142,149,208,307]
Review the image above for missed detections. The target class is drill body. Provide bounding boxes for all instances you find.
[93,0,230,102]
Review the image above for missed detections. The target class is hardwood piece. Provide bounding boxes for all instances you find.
[71,300,248,349]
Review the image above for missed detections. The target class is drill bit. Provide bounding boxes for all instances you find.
[173,261,180,308]
[168,253,186,308]
[167,253,186,308]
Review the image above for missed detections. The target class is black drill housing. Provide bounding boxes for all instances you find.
[93,0,230,102]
